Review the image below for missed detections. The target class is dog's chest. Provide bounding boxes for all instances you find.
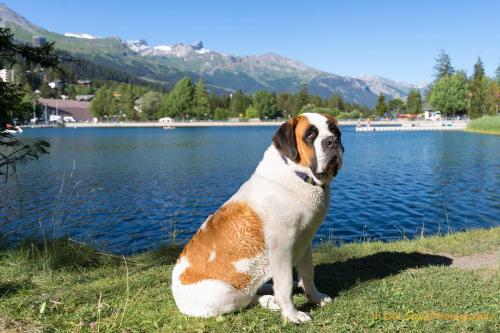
[297,185,329,229]
[292,187,329,261]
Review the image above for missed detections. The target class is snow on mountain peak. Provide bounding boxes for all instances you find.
[125,40,210,57]
[64,32,96,39]
[124,39,150,52]
[153,45,172,51]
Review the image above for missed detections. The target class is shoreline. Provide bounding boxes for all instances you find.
[23,119,469,128]
[465,128,500,136]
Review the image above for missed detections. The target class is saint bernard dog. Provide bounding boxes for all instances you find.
[172,112,344,323]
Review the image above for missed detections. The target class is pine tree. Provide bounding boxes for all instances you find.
[375,94,387,117]
[276,92,293,118]
[328,94,345,111]
[433,49,454,81]
[406,90,422,114]
[1,27,57,180]
[469,58,488,118]
[253,91,277,119]
[193,79,210,119]
[473,57,485,81]
[245,105,259,119]
[230,90,251,117]
[158,77,194,119]
[387,98,405,115]
[120,84,136,120]
[140,91,162,120]
[293,84,310,116]
[91,86,110,118]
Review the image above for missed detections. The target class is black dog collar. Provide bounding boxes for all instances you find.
[280,154,324,188]
[294,171,325,188]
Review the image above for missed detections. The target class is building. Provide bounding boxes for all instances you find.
[37,98,93,122]
[48,80,62,89]
[0,69,15,82]
[33,35,47,47]
[77,80,92,87]
[134,97,142,114]
[75,94,95,102]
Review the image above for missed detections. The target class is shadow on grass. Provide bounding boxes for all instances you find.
[0,237,185,273]
[0,282,26,300]
[0,238,123,270]
[296,251,452,311]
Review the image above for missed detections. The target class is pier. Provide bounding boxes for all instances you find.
[356,122,468,132]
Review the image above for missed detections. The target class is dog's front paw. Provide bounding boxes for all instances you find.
[283,310,311,323]
[307,292,332,307]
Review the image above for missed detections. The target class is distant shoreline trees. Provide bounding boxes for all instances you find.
[89,76,380,121]
[428,51,499,118]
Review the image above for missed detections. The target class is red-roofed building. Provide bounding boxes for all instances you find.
[37,98,93,122]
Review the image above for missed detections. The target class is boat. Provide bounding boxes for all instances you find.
[2,126,23,134]
[163,126,176,130]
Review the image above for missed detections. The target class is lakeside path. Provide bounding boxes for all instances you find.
[43,120,469,128]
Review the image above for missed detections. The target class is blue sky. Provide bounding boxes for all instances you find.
[4,0,499,84]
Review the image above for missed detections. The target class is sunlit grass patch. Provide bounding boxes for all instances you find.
[0,228,498,332]
[467,115,500,135]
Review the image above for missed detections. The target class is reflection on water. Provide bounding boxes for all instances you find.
[1,127,499,254]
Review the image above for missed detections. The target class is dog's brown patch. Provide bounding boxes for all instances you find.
[295,115,315,167]
[322,113,339,128]
[178,201,265,289]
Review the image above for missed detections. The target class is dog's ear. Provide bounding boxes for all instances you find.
[272,118,298,162]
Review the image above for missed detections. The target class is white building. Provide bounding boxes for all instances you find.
[48,80,62,89]
[0,69,15,82]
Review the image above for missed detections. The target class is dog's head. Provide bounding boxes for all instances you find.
[272,112,344,185]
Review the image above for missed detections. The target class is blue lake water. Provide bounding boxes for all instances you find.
[1,126,499,254]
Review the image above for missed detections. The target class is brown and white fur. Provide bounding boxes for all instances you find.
[171,113,344,323]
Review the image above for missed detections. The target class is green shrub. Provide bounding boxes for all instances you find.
[467,115,500,134]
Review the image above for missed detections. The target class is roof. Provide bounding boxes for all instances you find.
[38,98,93,121]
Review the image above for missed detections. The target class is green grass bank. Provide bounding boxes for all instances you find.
[0,228,498,332]
[466,115,500,135]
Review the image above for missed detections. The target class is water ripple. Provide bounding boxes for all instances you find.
[1,127,499,254]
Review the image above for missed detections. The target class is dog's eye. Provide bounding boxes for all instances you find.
[306,131,316,140]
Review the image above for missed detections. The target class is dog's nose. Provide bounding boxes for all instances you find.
[322,136,336,150]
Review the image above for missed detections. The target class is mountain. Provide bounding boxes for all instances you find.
[0,2,40,33]
[358,75,428,99]
[0,3,423,106]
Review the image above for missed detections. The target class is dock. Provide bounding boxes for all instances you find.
[356,123,467,132]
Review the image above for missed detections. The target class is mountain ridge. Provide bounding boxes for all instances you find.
[0,3,424,106]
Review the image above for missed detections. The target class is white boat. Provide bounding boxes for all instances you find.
[3,126,23,134]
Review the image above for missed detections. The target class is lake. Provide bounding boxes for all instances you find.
[1,126,499,254]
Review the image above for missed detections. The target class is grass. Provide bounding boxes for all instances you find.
[0,228,498,332]
[466,115,500,135]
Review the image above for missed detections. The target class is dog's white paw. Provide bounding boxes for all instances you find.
[258,295,280,311]
[283,310,311,323]
[307,292,332,307]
